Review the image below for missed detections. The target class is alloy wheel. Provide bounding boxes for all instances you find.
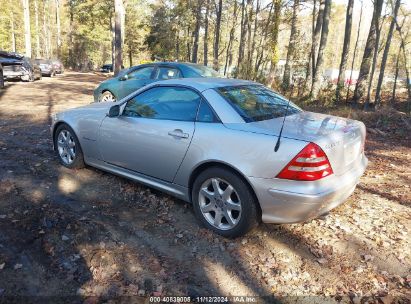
[100,91,116,102]
[57,129,76,165]
[198,177,242,230]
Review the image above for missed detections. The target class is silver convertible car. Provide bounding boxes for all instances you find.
[51,78,368,237]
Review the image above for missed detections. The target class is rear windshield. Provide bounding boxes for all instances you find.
[216,85,301,122]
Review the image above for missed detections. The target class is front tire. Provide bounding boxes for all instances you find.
[54,124,85,169]
[192,167,259,238]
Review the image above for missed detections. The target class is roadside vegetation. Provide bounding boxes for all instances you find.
[0,0,410,112]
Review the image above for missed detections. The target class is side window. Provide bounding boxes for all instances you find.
[123,86,201,121]
[197,100,219,123]
[155,67,181,80]
[127,66,154,80]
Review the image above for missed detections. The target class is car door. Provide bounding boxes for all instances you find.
[98,85,202,182]
[118,66,156,99]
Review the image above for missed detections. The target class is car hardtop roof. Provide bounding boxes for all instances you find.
[152,77,259,91]
[131,62,218,68]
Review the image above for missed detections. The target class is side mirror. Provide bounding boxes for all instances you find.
[107,105,120,117]
[119,74,128,81]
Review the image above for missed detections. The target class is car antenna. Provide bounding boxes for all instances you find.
[274,98,291,152]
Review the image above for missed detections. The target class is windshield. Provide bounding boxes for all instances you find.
[185,64,221,77]
[216,85,302,122]
[35,59,49,64]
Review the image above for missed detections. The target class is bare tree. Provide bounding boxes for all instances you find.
[43,0,50,58]
[56,0,62,57]
[192,1,202,63]
[353,0,383,105]
[395,22,410,112]
[346,0,363,103]
[22,0,32,57]
[268,0,282,86]
[114,0,124,75]
[391,44,401,104]
[282,0,300,92]
[34,0,40,58]
[374,0,401,107]
[213,0,223,70]
[237,0,249,72]
[9,0,16,52]
[204,0,210,66]
[310,0,332,98]
[306,0,325,90]
[335,0,354,103]
[224,0,238,75]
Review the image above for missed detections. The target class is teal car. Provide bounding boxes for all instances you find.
[93,62,221,102]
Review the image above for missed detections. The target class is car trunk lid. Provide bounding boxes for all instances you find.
[224,111,366,176]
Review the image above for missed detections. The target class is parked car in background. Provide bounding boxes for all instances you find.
[100,64,113,73]
[0,52,42,82]
[52,78,368,237]
[35,59,57,77]
[52,59,64,74]
[94,62,221,102]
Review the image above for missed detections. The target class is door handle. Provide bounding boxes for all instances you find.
[168,129,189,139]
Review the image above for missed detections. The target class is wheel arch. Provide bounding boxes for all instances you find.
[52,121,76,150]
[188,161,262,219]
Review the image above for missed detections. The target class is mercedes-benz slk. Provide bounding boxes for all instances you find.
[51,78,367,237]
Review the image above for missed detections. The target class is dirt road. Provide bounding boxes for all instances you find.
[0,72,410,303]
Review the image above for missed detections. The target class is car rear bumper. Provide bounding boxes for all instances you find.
[249,153,368,223]
[4,71,25,78]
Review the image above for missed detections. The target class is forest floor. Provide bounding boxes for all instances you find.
[0,72,410,303]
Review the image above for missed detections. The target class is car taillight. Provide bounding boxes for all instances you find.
[276,142,333,181]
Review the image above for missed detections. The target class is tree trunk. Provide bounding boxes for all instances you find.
[396,26,410,113]
[47,0,52,58]
[307,0,325,89]
[9,1,16,53]
[34,0,40,58]
[192,1,202,63]
[204,0,209,66]
[213,0,222,70]
[114,0,124,75]
[391,46,401,104]
[128,49,132,67]
[111,16,115,68]
[237,0,247,72]
[346,0,363,103]
[282,0,299,92]
[353,0,383,104]
[224,0,238,75]
[244,0,255,78]
[304,0,317,91]
[56,0,61,57]
[22,0,31,58]
[364,13,384,110]
[255,1,273,77]
[310,0,332,98]
[68,0,74,68]
[335,0,353,103]
[268,0,282,87]
[43,0,49,58]
[175,29,180,61]
[374,0,401,107]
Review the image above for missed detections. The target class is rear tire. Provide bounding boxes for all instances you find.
[192,167,259,238]
[0,70,4,89]
[54,124,85,169]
